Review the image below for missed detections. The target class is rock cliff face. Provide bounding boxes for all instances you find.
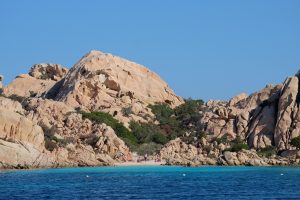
[47,50,183,125]
[200,73,300,150]
[0,96,55,168]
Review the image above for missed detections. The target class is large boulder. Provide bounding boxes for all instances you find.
[0,139,55,169]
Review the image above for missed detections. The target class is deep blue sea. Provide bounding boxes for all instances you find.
[0,166,300,199]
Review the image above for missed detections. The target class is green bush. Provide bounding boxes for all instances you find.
[229,143,249,152]
[215,135,228,145]
[134,142,162,156]
[291,136,300,149]
[152,133,168,145]
[258,146,277,158]
[149,103,183,139]
[174,98,203,123]
[80,111,138,146]
[129,121,167,144]
[148,103,174,124]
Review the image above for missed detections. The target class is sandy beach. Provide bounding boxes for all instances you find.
[115,160,166,167]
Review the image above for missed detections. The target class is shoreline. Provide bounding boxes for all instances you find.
[115,160,166,167]
[1,164,300,172]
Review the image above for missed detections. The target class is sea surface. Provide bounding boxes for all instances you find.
[0,166,300,199]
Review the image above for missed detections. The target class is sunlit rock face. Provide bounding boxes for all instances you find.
[49,50,184,125]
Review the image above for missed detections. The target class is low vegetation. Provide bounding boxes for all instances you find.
[291,136,300,149]
[226,136,249,152]
[79,98,205,155]
[258,146,278,158]
[80,111,138,149]
[42,125,75,151]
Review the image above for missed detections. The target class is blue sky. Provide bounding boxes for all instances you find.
[0,0,299,101]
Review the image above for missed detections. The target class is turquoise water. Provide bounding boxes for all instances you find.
[1,166,300,199]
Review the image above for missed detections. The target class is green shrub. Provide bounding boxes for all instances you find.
[149,103,174,124]
[215,135,228,144]
[291,136,300,149]
[229,143,249,152]
[174,98,203,126]
[258,146,277,158]
[129,121,167,144]
[134,142,162,156]
[80,111,138,146]
[152,133,168,145]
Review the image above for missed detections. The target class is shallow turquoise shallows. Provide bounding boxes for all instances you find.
[1,166,300,199]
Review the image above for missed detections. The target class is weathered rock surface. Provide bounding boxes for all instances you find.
[3,64,68,97]
[160,139,299,167]
[24,99,132,165]
[0,97,55,168]
[0,95,132,168]
[48,50,183,125]
[29,63,68,81]
[200,75,300,150]
[0,139,55,169]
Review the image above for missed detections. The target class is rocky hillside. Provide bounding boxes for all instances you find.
[201,72,300,150]
[1,50,300,168]
[161,71,300,166]
[0,50,183,169]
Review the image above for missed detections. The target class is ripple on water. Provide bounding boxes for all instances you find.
[0,166,300,199]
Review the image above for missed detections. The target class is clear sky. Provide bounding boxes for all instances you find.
[0,0,299,101]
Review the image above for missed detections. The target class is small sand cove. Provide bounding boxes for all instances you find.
[115,160,166,167]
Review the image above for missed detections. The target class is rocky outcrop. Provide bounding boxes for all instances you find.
[29,63,68,81]
[3,64,68,97]
[160,139,300,167]
[0,95,132,168]
[274,77,299,149]
[0,139,55,169]
[1,50,185,169]
[200,77,299,150]
[24,99,132,164]
[218,150,268,166]
[160,138,222,166]
[47,50,183,125]
[0,97,45,150]
[0,97,55,168]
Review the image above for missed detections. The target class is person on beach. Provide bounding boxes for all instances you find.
[144,154,148,161]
